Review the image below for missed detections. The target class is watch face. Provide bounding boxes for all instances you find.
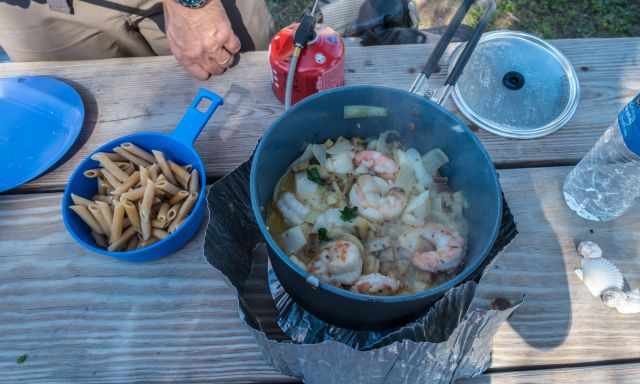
[178,0,208,8]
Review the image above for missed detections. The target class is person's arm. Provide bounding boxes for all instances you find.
[163,0,241,80]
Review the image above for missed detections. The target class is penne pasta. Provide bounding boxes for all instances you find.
[88,203,111,235]
[155,175,181,195]
[111,171,140,196]
[157,203,170,222]
[152,150,177,185]
[126,236,139,251]
[113,146,152,168]
[169,160,190,189]
[93,194,113,204]
[103,152,127,162]
[71,145,198,252]
[71,193,93,207]
[110,202,125,244]
[151,218,167,229]
[120,142,156,164]
[139,166,149,188]
[189,169,200,194]
[91,152,129,182]
[83,169,101,178]
[167,203,180,223]
[107,226,137,251]
[148,163,159,181]
[101,169,123,190]
[152,228,169,240]
[168,192,198,233]
[120,186,145,201]
[138,236,159,248]
[70,205,104,234]
[95,201,113,236]
[140,181,155,241]
[116,161,135,176]
[122,199,141,232]
[97,177,109,195]
[91,231,108,247]
[168,190,189,206]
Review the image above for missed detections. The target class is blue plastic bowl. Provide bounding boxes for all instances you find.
[251,86,502,329]
[62,89,223,262]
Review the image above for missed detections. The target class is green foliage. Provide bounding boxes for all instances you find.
[465,0,640,39]
[266,0,640,38]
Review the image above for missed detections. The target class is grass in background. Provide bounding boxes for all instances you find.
[466,0,640,39]
[267,0,640,38]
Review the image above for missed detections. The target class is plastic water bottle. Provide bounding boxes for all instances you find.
[563,94,640,221]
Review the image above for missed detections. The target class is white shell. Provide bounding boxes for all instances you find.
[602,288,640,314]
[578,241,602,259]
[576,257,624,297]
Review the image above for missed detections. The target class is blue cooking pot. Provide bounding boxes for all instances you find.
[251,0,499,329]
[251,86,502,329]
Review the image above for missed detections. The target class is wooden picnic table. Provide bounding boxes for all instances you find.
[1,37,639,383]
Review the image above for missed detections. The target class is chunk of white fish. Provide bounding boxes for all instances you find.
[422,148,449,175]
[402,190,430,226]
[312,208,355,234]
[405,148,432,188]
[280,225,307,254]
[276,192,309,226]
[295,172,319,201]
[326,152,354,174]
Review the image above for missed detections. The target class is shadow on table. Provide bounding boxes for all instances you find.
[484,169,573,357]
[47,78,99,173]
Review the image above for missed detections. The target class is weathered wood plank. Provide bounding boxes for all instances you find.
[1,165,640,383]
[0,193,294,384]
[1,37,639,192]
[459,363,640,383]
[477,166,640,368]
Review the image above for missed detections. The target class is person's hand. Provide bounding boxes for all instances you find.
[163,0,241,80]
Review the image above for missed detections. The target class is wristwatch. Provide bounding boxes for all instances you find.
[175,0,209,8]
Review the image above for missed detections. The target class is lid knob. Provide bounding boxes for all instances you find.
[502,71,525,90]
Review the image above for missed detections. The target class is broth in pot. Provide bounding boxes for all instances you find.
[267,132,468,296]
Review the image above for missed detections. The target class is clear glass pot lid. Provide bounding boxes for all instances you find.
[450,31,580,139]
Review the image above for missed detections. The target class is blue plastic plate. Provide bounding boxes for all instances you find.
[0,76,84,192]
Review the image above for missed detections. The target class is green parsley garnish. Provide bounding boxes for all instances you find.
[306,167,325,185]
[16,354,27,365]
[318,228,330,242]
[340,206,358,222]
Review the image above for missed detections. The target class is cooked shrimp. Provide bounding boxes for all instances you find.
[276,192,309,226]
[400,223,464,272]
[309,239,363,285]
[354,150,399,180]
[349,175,407,222]
[351,273,400,295]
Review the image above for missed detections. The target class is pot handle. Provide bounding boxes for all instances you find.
[409,0,496,106]
[171,88,224,146]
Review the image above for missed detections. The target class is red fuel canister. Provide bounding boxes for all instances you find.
[269,23,345,106]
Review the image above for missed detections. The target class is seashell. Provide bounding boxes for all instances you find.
[575,256,624,297]
[578,241,602,259]
[601,288,627,309]
[602,288,640,314]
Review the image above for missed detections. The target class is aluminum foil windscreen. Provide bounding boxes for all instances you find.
[204,161,522,384]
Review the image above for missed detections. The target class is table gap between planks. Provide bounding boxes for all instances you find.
[1,37,640,383]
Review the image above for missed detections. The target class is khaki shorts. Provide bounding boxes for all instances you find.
[0,0,274,62]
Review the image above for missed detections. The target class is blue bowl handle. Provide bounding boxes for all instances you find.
[171,88,224,146]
